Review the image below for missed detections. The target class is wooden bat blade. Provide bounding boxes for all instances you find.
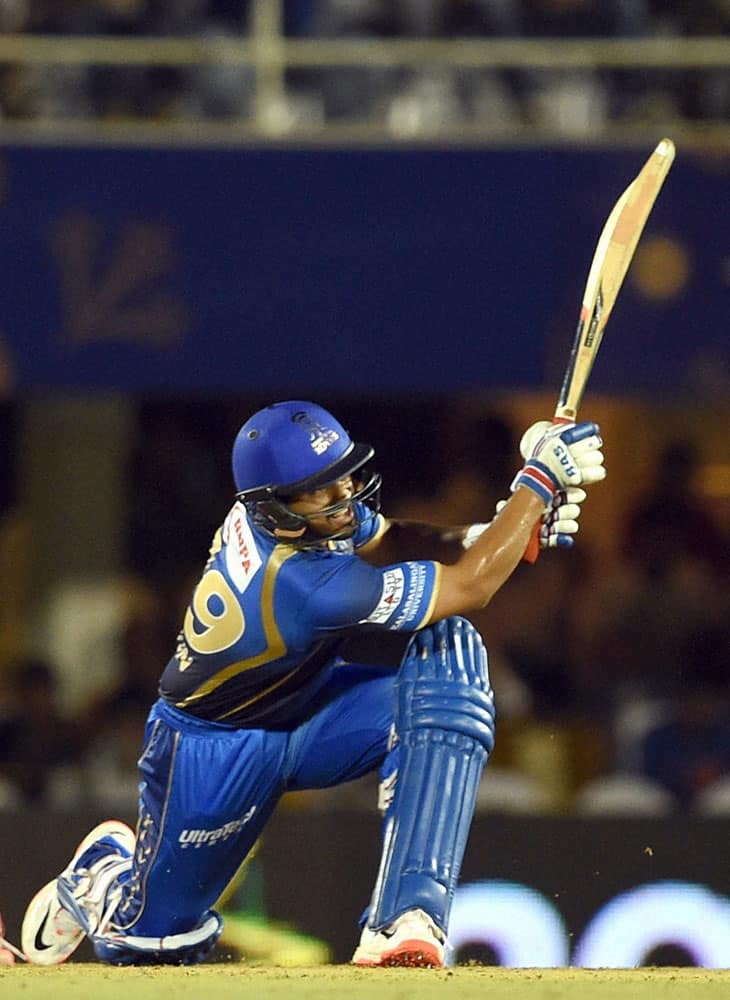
[522,138,675,565]
[556,137,675,420]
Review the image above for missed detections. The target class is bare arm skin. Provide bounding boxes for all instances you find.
[360,486,544,621]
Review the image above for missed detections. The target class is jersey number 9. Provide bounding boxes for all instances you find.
[183,569,246,655]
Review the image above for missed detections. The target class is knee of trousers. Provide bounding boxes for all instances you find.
[92,911,223,966]
[397,616,495,756]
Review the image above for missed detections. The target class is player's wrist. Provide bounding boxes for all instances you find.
[511,462,558,507]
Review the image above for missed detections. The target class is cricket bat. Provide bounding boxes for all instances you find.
[524,137,676,563]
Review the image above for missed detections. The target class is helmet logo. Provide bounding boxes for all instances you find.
[292,411,340,456]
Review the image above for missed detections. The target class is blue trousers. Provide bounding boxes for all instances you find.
[115,664,396,935]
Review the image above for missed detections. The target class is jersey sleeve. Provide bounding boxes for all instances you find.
[301,555,441,635]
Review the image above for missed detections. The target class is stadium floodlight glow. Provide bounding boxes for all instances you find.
[573,880,730,969]
[450,879,730,968]
[447,880,569,967]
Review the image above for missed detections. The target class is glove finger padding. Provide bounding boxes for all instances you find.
[540,486,587,549]
[495,487,587,550]
[552,504,582,523]
[556,487,587,506]
[563,434,606,484]
[539,489,586,549]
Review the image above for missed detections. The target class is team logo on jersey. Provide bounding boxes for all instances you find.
[364,568,405,625]
[224,504,262,592]
[293,411,340,456]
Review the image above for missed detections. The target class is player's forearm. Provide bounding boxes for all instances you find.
[428,488,543,618]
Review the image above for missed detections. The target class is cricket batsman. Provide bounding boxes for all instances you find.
[22,400,605,967]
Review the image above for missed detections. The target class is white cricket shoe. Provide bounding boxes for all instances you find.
[351,908,446,968]
[22,820,135,966]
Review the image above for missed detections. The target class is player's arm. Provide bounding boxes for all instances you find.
[427,420,604,619]
[361,418,604,565]
[425,487,544,619]
[361,485,588,568]
[367,420,604,622]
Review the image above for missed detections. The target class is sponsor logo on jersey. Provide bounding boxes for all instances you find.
[393,562,427,629]
[224,505,262,592]
[365,568,405,625]
[178,807,257,849]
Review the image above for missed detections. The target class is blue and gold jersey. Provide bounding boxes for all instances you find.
[159,501,441,727]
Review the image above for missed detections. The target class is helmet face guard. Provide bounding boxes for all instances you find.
[237,466,382,545]
[232,401,382,546]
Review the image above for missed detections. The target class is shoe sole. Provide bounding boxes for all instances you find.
[22,880,81,966]
[22,820,136,966]
[353,939,444,968]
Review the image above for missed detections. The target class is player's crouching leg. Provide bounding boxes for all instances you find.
[353,616,495,968]
[92,912,222,966]
[22,818,222,967]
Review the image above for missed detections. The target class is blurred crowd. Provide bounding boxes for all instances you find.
[1,395,730,818]
[0,1,728,129]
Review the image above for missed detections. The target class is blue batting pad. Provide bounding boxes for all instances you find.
[368,617,495,932]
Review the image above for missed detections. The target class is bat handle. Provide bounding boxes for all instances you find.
[522,415,575,565]
[523,527,541,564]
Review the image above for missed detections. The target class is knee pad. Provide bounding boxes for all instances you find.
[368,616,495,934]
[397,616,495,752]
[92,911,222,966]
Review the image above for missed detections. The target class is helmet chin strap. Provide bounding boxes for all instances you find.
[273,526,307,540]
[273,515,358,548]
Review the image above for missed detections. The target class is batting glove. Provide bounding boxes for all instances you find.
[495,487,586,549]
[539,487,586,548]
[512,420,605,505]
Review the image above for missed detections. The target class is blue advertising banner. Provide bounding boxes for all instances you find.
[0,144,726,395]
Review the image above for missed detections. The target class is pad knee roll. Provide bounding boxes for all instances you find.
[397,616,495,753]
[368,616,495,933]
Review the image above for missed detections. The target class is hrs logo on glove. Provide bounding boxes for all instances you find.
[512,420,605,505]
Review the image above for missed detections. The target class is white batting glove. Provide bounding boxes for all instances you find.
[519,420,606,486]
[495,487,586,549]
[540,487,586,548]
[511,420,605,505]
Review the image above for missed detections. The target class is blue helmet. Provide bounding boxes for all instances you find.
[232,401,381,543]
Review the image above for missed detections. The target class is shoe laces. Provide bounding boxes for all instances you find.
[64,855,131,936]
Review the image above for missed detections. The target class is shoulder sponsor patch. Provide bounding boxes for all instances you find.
[365,567,405,625]
[223,504,262,593]
[392,562,428,629]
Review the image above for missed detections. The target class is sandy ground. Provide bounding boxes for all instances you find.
[2,965,730,1000]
